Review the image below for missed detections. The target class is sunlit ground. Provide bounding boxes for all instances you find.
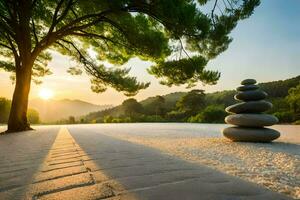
[0,124,299,199]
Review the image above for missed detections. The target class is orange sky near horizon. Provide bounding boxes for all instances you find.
[0,0,299,106]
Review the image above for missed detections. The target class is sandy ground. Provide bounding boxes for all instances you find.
[92,125,300,199]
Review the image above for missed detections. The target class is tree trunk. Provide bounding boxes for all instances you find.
[6,62,33,133]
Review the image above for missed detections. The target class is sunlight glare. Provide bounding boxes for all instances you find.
[39,88,54,100]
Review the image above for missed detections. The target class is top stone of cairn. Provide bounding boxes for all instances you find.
[241,79,257,85]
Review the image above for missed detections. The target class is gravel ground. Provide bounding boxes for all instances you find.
[1,124,299,199]
[106,133,300,199]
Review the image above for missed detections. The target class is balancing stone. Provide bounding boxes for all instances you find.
[222,79,280,142]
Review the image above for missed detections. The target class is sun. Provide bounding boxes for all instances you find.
[39,88,54,100]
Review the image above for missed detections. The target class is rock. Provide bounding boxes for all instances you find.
[237,85,259,91]
[223,127,280,142]
[225,114,278,127]
[235,90,267,101]
[225,100,272,114]
[222,79,281,142]
[241,79,257,85]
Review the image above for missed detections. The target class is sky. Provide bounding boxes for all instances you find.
[0,0,300,105]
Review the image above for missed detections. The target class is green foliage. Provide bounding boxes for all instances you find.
[141,92,186,112]
[143,95,166,116]
[205,90,236,107]
[103,115,131,123]
[122,98,143,117]
[259,76,300,98]
[68,116,76,124]
[273,111,294,123]
[0,98,42,124]
[139,115,166,122]
[176,89,206,116]
[0,0,260,95]
[148,56,220,87]
[188,105,227,123]
[0,98,11,123]
[267,98,290,114]
[286,83,300,119]
[166,110,188,122]
[80,76,300,124]
[27,109,40,124]
[103,115,114,123]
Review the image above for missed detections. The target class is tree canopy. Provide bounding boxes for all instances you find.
[176,89,206,115]
[0,0,260,94]
[0,0,260,131]
[122,98,143,117]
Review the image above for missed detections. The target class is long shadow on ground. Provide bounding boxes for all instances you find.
[68,126,291,200]
[0,126,60,200]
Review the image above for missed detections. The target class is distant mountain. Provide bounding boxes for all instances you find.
[29,99,112,122]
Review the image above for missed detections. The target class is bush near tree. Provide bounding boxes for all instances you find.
[27,109,40,124]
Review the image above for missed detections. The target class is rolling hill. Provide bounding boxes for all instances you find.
[29,99,112,122]
[83,75,300,122]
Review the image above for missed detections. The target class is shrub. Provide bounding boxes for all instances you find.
[140,115,166,122]
[27,109,40,124]
[103,115,113,123]
[273,111,294,123]
[188,105,227,123]
[166,110,187,121]
[293,120,300,125]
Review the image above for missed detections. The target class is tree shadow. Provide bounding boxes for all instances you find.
[69,127,290,200]
[0,127,59,199]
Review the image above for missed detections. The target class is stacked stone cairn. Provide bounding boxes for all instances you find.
[223,79,280,142]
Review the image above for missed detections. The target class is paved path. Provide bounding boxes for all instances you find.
[0,125,291,200]
[0,126,59,200]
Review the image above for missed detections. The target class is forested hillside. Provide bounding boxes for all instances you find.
[81,76,300,124]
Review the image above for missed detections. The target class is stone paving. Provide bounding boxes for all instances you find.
[0,126,59,200]
[0,125,292,200]
[24,128,129,200]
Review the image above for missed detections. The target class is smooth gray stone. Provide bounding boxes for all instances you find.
[237,85,259,91]
[226,100,273,114]
[241,79,257,85]
[225,114,279,127]
[223,127,280,142]
[235,90,267,101]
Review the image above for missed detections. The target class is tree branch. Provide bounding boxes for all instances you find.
[31,0,39,9]
[5,34,20,66]
[0,42,12,50]
[59,39,102,77]
[211,0,218,25]
[71,7,78,18]
[2,1,14,21]
[31,18,38,45]
[56,0,74,23]
[71,31,134,51]
[48,0,66,34]
[0,19,16,39]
